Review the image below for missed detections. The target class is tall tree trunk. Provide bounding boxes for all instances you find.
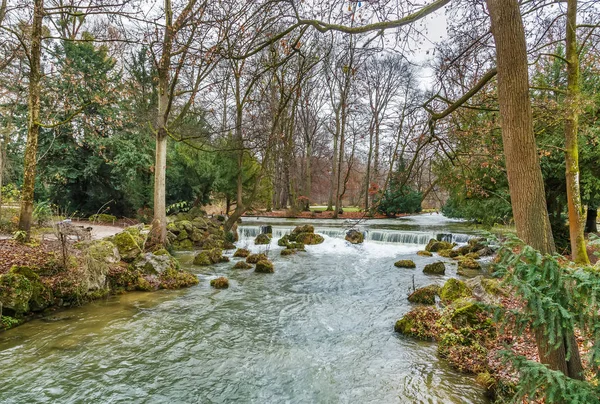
[326,112,339,211]
[150,0,174,246]
[487,0,583,380]
[18,0,43,236]
[364,120,374,210]
[564,0,589,264]
[585,207,597,233]
[304,141,312,210]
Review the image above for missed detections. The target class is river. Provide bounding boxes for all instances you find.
[0,214,489,403]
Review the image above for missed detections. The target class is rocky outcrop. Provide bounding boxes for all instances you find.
[246,253,268,264]
[286,225,324,245]
[233,261,253,270]
[166,208,237,251]
[425,239,454,253]
[254,233,271,245]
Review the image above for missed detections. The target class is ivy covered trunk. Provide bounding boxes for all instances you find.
[18,0,44,236]
[564,0,589,265]
[486,0,583,379]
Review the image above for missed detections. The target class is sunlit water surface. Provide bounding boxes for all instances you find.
[0,214,489,403]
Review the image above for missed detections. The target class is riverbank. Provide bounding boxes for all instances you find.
[0,209,235,332]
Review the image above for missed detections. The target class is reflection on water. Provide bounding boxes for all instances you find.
[0,214,488,403]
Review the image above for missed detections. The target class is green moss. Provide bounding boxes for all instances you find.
[255,260,274,273]
[1,315,23,330]
[423,261,446,275]
[0,273,33,315]
[176,229,189,241]
[408,285,440,305]
[171,239,194,251]
[246,253,268,264]
[394,259,416,269]
[210,277,229,289]
[440,278,472,302]
[153,248,169,256]
[438,249,460,258]
[89,213,117,223]
[345,230,364,244]
[417,250,433,257]
[281,249,296,256]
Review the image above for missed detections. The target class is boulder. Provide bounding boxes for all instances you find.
[9,266,53,313]
[255,260,274,273]
[135,252,179,275]
[193,248,222,266]
[278,235,290,247]
[438,249,460,258]
[394,260,416,269]
[281,249,296,256]
[417,250,433,257]
[394,306,441,340]
[246,253,268,264]
[233,248,250,258]
[408,285,440,305]
[458,258,481,270]
[439,278,472,302]
[294,232,324,245]
[425,239,454,252]
[110,226,146,262]
[345,229,364,244]
[254,233,271,245]
[233,261,253,270]
[423,261,446,275]
[210,277,229,289]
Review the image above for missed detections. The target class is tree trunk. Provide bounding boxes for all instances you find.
[150,0,174,246]
[564,0,589,264]
[364,119,374,210]
[487,0,583,380]
[326,113,339,211]
[585,207,597,233]
[18,0,44,236]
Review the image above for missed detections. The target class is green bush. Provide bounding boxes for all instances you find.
[442,194,512,226]
[375,185,422,217]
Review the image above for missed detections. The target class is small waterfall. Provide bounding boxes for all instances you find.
[238,225,476,246]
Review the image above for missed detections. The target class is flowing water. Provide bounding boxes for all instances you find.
[0,214,489,403]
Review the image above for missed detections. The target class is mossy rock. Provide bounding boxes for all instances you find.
[11,267,53,312]
[438,249,460,258]
[233,248,250,258]
[292,224,314,234]
[159,268,199,289]
[458,258,481,270]
[173,239,194,251]
[457,268,482,278]
[193,252,212,266]
[166,222,179,233]
[281,249,297,256]
[481,278,505,296]
[189,229,204,243]
[135,252,179,275]
[153,248,169,256]
[89,213,117,223]
[246,253,268,264]
[223,241,236,250]
[176,220,193,233]
[438,334,488,374]
[425,239,454,252]
[394,260,416,269]
[417,250,433,257]
[394,306,441,340]
[176,229,189,241]
[278,235,290,247]
[194,248,222,266]
[111,226,145,262]
[254,233,271,245]
[449,300,487,328]
[200,236,223,250]
[233,261,253,270]
[210,277,229,289]
[0,273,33,316]
[467,238,486,252]
[440,278,472,302]
[288,242,305,250]
[345,229,364,244]
[423,261,446,275]
[219,256,230,263]
[294,232,324,245]
[456,245,472,255]
[255,260,274,273]
[408,285,440,305]
[464,252,480,260]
